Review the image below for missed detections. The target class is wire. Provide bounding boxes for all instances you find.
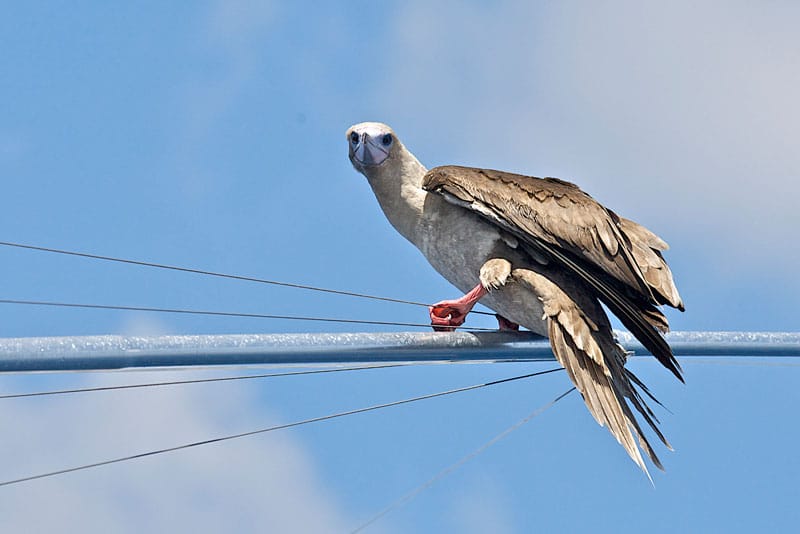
[0,299,498,331]
[351,387,576,533]
[0,367,563,487]
[0,364,408,400]
[0,240,495,316]
[679,358,800,368]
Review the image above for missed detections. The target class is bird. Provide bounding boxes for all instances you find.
[346,121,685,478]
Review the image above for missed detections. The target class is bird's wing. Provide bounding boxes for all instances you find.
[616,216,684,310]
[514,268,671,476]
[423,165,682,381]
[424,166,655,296]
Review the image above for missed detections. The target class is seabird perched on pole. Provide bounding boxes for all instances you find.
[347,121,684,477]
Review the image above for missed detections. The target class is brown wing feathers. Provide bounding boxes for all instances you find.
[617,215,685,311]
[423,164,684,473]
[426,166,656,300]
[534,237,683,381]
[423,165,683,381]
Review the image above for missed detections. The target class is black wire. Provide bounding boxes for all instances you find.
[0,364,408,400]
[0,299,498,331]
[0,367,563,488]
[678,359,800,367]
[0,240,495,316]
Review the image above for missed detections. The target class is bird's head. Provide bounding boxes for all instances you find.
[346,122,398,175]
[344,121,429,243]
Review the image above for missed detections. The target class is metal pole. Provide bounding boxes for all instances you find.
[0,331,797,373]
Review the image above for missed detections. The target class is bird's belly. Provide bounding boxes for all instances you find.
[416,208,548,336]
[418,212,498,292]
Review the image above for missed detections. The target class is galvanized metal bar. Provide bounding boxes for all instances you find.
[0,331,798,373]
[0,332,549,373]
[617,331,800,357]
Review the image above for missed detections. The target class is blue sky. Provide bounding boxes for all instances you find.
[1,1,799,532]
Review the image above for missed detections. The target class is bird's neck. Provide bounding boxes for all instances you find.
[364,148,429,245]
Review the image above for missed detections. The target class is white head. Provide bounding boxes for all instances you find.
[346,122,397,174]
[345,121,429,243]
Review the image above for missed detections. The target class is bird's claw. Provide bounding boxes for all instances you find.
[428,284,487,332]
[429,302,469,332]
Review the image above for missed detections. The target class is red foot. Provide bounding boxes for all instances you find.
[429,284,487,332]
[496,315,520,331]
[429,300,471,331]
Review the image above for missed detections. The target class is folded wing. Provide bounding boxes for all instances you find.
[423,165,683,381]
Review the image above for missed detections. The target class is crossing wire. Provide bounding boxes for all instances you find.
[0,240,495,316]
[0,363,409,400]
[0,367,563,487]
[351,387,576,533]
[0,298,497,331]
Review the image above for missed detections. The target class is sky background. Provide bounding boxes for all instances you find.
[1,1,799,532]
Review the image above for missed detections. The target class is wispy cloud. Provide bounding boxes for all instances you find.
[118,313,172,336]
[379,2,800,280]
[168,0,277,202]
[446,473,516,534]
[0,371,351,533]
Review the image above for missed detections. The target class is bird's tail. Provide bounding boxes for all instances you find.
[515,268,670,477]
[547,314,670,479]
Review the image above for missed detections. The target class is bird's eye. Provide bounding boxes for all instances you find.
[381,133,393,146]
[350,131,359,144]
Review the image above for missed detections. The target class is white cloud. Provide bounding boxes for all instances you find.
[118,313,172,336]
[446,473,516,534]
[379,1,800,277]
[0,371,351,533]
[168,0,277,202]
[205,0,276,52]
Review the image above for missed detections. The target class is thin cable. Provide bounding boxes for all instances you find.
[0,299,497,331]
[352,387,575,533]
[0,240,495,316]
[679,359,800,368]
[0,364,407,400]
[0,367,562,488]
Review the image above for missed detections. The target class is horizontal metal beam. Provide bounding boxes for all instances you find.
[0,331,798,373]
[0,331,548,372]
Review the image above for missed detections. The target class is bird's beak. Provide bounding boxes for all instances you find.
[353,134,390,167]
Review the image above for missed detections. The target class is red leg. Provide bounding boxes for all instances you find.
[429,283,487,331]
[496,315,520,331]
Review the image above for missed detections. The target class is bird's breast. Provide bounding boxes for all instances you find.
[414,196,548,335]
[416,197,501,291]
